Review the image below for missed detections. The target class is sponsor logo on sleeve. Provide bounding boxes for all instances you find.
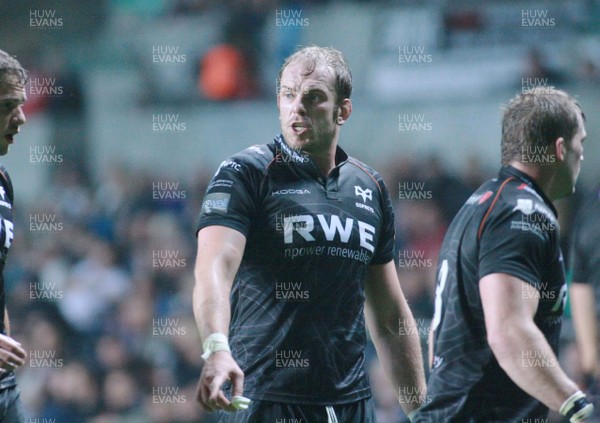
[201,193,231,215]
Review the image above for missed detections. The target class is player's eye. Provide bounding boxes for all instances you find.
[306,92,323,103]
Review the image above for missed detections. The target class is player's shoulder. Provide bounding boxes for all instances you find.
[217,143,275,176]
[346,157,386,187]
[489,178,557,229]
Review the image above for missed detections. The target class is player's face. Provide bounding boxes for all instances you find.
[558,111,586,197]
[277,61,349,155]
[0,76,27,156]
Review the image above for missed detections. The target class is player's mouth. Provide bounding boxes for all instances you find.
[291,122,310,135]
[4,132,16,144]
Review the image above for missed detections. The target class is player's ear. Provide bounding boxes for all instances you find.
[554,137,566,161]
[336,99,352,125]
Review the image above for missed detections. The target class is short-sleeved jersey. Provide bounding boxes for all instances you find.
[0,165,16,388]
[415,166,567,422]
[570,187,600,312]
[196,134,396,405]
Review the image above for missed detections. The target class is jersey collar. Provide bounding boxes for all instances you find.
[500,165,558,216]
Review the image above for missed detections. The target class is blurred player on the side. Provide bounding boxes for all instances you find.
[0,49,28,421]
[570,185,600,422]
[414,87,594,422]
[193,45,426,422]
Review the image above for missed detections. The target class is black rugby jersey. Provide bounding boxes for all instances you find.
[415,166,566,422]
[570,186,600,313]
[0,165,16,388]
[196,134,395,404]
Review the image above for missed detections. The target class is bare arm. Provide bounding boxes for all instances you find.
[194,226,246,412]
[0,308,25,373]
[481,273,579,410]
[365,261,426,415]
[570,282,598,378]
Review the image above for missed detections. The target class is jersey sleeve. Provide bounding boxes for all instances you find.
[569,209,591,284]
[370,176,396,265]
[478,204,555,290]
[196,157,261,238]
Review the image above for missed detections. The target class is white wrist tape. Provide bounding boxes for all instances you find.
[406,408,419,422]
[201,333,231,360]
[560,390,594,422]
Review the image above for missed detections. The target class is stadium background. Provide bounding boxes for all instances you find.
[1,0,600,421]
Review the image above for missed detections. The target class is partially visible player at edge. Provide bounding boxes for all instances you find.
[193,45,426,422]
[414,88,594,422]
[0,49,29,421]
[569,183,600,415]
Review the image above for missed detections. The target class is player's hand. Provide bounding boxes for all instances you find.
[0,333,26,373]
[196,350,245,412]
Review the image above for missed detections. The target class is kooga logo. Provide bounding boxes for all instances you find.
[272,189,310,195]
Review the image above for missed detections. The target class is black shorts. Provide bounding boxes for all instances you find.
[216,397,376,423]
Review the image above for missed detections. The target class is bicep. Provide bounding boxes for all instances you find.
[195,225,247,281]
[480,273,539,336]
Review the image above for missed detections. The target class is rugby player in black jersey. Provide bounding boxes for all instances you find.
[0,49,28,422]
[193,46,426,422]
[414,87,593,422]
[570,185,600,418]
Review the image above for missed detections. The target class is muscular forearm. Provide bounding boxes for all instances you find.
[490,321,579,411]
[193,228,245,342]
[570,283,598,376]
[193,264,232,340]
[369,299,426,414]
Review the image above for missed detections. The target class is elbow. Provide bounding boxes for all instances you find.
[486,324,514,363]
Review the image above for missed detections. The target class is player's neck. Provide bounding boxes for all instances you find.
[508,161,562,201]
[310,152,336,178]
